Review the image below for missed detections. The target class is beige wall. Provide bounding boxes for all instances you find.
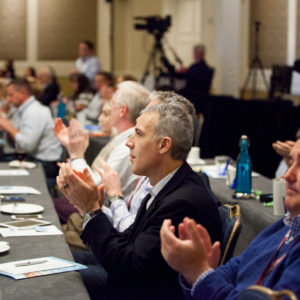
[249,0,288,68]
[38,0,97,60]
[113,0,163,78]
[0,0,27,60]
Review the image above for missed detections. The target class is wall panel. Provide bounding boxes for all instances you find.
[38,0,97,60]
[249,0,287,68]
[0,0,27,60]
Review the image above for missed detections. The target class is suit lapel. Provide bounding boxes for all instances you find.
[141,162,193,219]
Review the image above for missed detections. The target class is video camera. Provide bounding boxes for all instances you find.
[134,15,171,35]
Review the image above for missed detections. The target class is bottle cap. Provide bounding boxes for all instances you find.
[239,135,250,147]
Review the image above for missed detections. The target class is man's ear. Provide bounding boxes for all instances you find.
[159,137,172,154]
[120,104,128,118]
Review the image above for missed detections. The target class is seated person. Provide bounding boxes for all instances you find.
[53,81,150,219]
[63,90,196,232]
[37,66,60,107]
[54,100,115,226]
[160,139,300,299]
[99,90,196,231]
[0,78,62,189]
[56,103,222,300]
[0,60,16,79]
[84,71,115,124]
[24,66,36,83]
[65,73,94,117]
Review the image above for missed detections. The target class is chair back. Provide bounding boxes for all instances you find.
[219,203,242,265]
[237,285,298,300]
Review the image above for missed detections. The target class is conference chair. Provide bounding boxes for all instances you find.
[237,285,298,300]
[218,203,242,265]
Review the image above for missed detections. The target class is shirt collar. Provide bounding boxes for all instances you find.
[17,96,35,116]
[283,212,300,239]
[150,166,180,198]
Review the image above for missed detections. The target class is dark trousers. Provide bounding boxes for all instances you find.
[72,250,108,300]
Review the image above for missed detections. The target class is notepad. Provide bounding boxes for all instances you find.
[0,186,41,195]
[0,225,63,237]
[0,169,29,176]
[0,256,87,279]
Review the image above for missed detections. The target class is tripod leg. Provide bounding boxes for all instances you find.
[257,59,269,91]
[241,68,254,98]
[252,66,257,99]
[141,48,157,84]
[241,58,259,99]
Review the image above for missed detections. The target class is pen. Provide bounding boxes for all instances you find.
[15,259,48,267]
[1,196,25,202]
[221,159,230,175]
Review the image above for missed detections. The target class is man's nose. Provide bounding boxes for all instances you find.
[283,164,297,183]
[126,137,134,149]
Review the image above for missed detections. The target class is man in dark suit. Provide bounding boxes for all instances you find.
[179,44,214,112]
[37,66,60,106]
[57,103,222,299]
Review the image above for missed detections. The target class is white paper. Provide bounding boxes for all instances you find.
[201,165,259,179]
[0,169,29,176]
[0,225,63,237]
[8,161,37,169]
[0,257,73,275]
[0,186,41,195]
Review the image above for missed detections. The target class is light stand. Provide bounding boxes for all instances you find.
[241,21,269,99]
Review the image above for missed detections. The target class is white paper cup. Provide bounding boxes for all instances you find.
[226,166,236,187]
[273,178,286,216]
[187,147,200,164]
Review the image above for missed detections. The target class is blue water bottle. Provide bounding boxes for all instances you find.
[57,97,66,120]
[235,135,252,194]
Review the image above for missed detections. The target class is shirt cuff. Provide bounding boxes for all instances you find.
[191,268,215,296]
[179,269,215,294]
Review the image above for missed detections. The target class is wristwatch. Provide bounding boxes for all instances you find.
[109,195,124,205]
[82,209,102,227]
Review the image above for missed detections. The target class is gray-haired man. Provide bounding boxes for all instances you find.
[57,103,222,300]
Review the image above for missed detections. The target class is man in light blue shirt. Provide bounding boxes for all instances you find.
[0,78,63,189]
[73,40,101,85]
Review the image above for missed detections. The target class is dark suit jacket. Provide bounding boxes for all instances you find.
[81,162,222,300]
[186,60,214,93]
[39,81,60,106]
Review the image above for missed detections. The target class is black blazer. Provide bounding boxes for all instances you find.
[81,162,222,300]
[39,81,60,106]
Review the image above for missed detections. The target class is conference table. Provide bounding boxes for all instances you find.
[207,171,282,256]
[0,163,89,300]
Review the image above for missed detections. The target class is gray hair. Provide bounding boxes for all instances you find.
[142,103,194,161]
[38,66,56,81]
[116,81,150,124]
[194,44,206,54]
[149,90,196,120]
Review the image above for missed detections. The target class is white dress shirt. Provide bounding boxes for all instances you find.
[75,55,101,82]
[11,96,63,161]
[102,177,152,231]
[84,92,103,122]
[146,167,180,209]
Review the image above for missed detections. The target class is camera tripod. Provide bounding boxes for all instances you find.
[241,21,269,99]
[141,32,175,88]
